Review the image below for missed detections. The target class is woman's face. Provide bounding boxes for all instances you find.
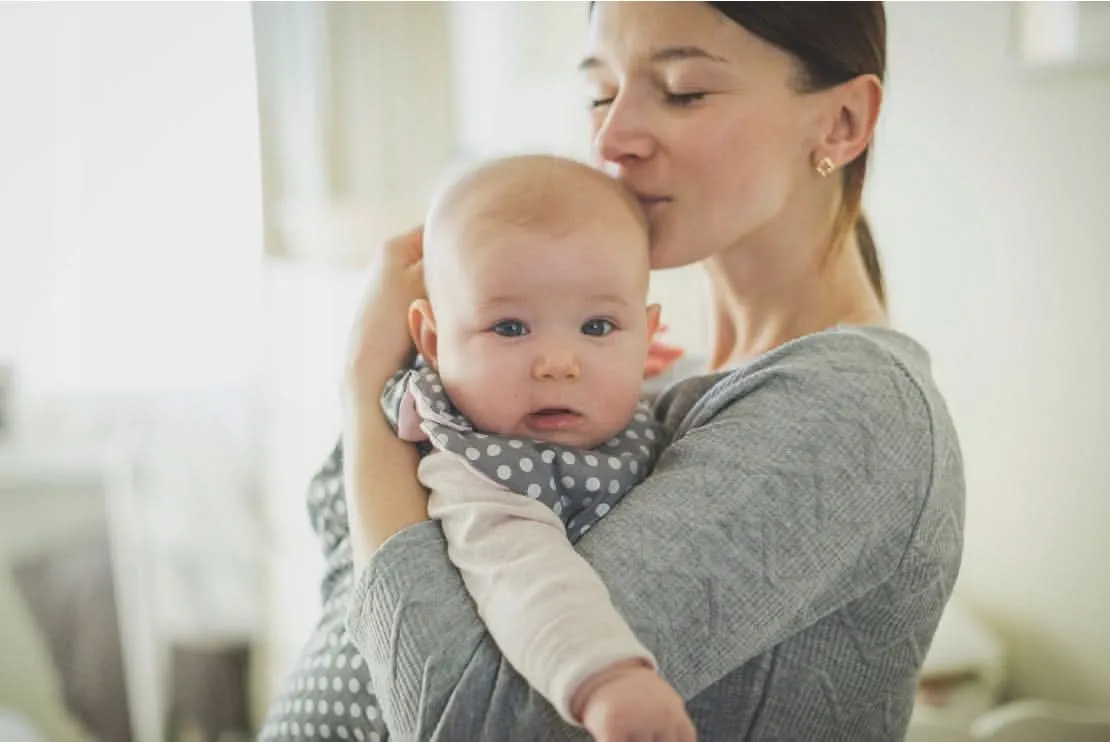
[583,2,825,269]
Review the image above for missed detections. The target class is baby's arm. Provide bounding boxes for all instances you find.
[419,452,691,737]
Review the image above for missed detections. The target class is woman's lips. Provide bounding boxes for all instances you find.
[636,195,672,215]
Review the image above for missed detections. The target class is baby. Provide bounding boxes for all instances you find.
[380,154,694,739]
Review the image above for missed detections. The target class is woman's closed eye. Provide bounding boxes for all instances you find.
[581,318,617,337]
[491,319,529,337]
[589,90,708,110]
[664,90,707,107]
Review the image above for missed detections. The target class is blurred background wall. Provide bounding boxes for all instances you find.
[0,2,1108,740]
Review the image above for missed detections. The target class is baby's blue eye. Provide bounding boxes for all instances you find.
[581,318,615,337]
[492,320,529,337]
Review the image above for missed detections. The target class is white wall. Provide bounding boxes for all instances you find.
[871,2,1110,705]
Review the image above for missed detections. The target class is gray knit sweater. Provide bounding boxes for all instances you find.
[344,326,964,741]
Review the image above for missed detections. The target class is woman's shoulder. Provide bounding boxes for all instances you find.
[657,326,955,452]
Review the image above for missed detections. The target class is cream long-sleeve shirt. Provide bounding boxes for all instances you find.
[419,451,656,724]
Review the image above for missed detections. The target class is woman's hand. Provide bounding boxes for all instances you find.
[344,226,426,406]
[342,226,430,570]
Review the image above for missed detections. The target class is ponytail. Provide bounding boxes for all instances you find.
[855,212,885,308]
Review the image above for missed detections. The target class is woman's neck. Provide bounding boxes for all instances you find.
[705,230,886,370]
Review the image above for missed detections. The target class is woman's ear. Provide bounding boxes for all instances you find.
[817,73,883,169]
[409,299,439,367]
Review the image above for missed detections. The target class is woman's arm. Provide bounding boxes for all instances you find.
[340,227,432,571]
[345,333,937,740]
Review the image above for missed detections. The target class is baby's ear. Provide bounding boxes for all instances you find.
[646,303,662,337]
[409,299,439,367]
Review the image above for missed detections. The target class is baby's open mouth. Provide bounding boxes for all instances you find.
[526,408,583,431]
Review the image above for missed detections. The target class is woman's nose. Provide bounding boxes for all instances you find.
[533,349,581,381]
[594,95,655,167]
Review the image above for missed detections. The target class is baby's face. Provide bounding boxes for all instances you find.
[429,215,654,448]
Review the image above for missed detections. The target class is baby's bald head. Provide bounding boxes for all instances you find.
[422,155,649,305]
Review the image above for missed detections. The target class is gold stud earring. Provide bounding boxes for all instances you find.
[815,156,835,177]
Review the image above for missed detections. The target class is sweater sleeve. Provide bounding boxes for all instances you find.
[346,338,934,741]
[420,452,655,725]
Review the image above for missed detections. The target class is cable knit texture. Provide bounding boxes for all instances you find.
[261,326,964,742]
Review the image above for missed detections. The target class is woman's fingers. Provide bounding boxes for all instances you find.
[344,225,428,400]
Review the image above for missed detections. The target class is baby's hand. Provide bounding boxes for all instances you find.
[577,663,696,742]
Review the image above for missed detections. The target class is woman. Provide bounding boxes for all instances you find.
[261,3,964,741]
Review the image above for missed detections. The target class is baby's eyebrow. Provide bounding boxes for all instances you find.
[589,294,631,307]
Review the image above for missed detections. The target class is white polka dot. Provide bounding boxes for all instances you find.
[321,724,332,738]
[318,699,328,714]
[487,443,502,456]
[627,430,639,440]
[541,450,556,463]
[327,478,341,495]
[549,477,557,489]
[333,676,343,692]
[354,730,365,741]
[333,701,344,716]
[596,503,611,516]
[351,654,363,669]
[640,445,650,456]
[465,447,480,460]
[366,705,380,721]
[586,477,601,491]
[519,457,534,472]
[561,451,576,465]
[435,400,446,411]
[350,703,362,718]
[527,484,542,498]
[291,723,301,736]
[474,431,488,438]
[348,677,360,693]
[294,699,303,713]
[585,454,598,466]
[435,433,449,446]
[337,727,349,739]
[630,460,639,475]
[335,499,347,516]
[336,653,347,669]
[634,412,649,422]
[281,722,288,735]
[306,677,315,691]
[509,439,523,448]
[553,501,563,515]
[609,479,620,494]
[608,457,622,470]
[305,724,315,737]
[606,438,621,448]
[561,475,575,488]
[497,464,512,480]
[645,428,657,440]
[321,653,333,668]
[432,384,442,392]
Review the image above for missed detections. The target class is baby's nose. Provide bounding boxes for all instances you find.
[533,348,580,380]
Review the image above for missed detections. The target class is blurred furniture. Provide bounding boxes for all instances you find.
[0,444,162,742]
[911,599,1008,733]
[971,700,1110,742]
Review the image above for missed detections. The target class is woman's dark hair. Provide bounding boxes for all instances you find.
[708,2,887,306]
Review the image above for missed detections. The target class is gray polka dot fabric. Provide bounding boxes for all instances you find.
[258,442,391,742]
[389,364,663,542]
[259,363,664,740]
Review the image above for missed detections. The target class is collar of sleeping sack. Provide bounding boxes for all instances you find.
[404,361,665,541]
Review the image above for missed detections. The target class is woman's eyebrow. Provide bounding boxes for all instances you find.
[578,45,729,72]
